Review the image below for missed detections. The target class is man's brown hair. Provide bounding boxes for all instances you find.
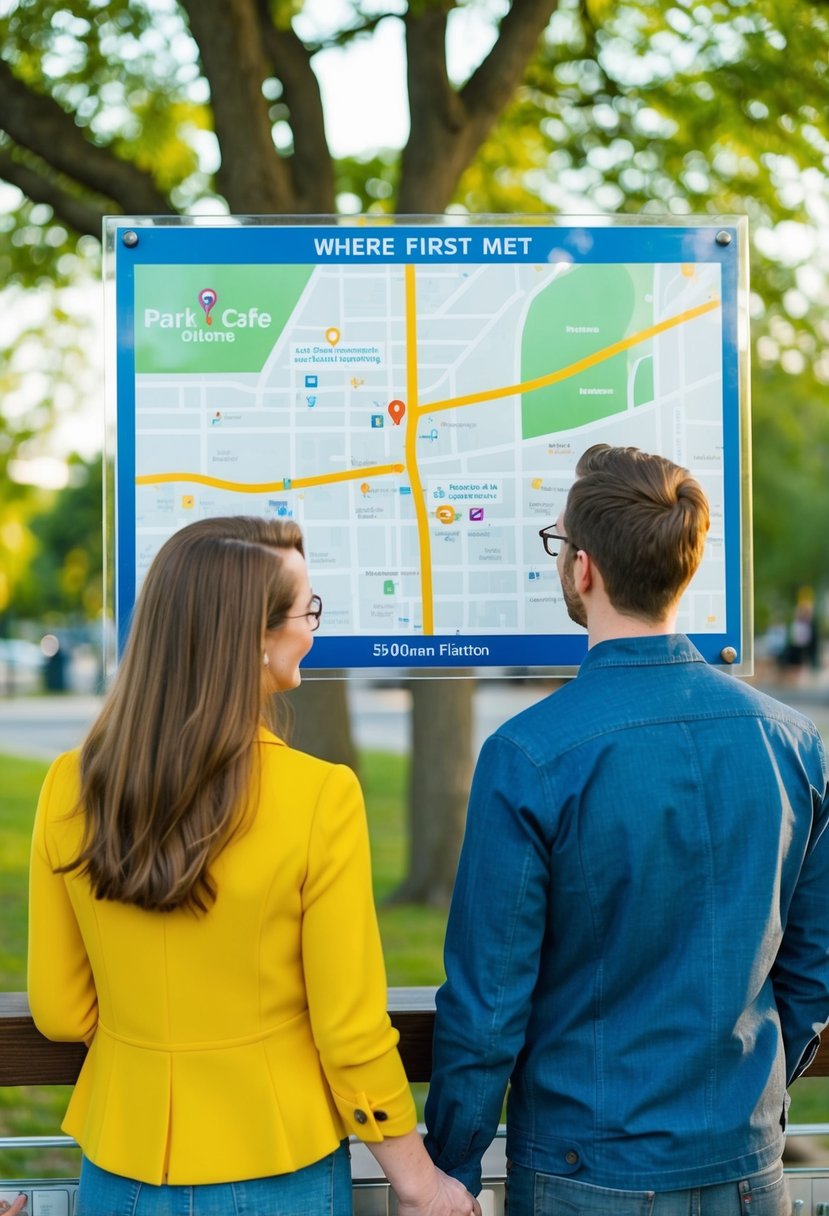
[566,444,710,621]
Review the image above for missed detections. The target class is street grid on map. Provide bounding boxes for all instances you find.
[134,258,726,643]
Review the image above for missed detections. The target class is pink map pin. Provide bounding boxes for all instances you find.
[198,288,218,325]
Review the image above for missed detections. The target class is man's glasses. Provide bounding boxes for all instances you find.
[538,527,570,558]
[284,594,323,631]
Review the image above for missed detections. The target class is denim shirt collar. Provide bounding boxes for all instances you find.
[578,632,706,676]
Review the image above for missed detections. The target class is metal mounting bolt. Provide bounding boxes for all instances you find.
[720,646,738,664]
[715,230,732,247]
[122,230,139,248]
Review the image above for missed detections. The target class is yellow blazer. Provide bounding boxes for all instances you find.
[28,727,416,1185]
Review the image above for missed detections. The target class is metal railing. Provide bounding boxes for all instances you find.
[2,989,828,1216]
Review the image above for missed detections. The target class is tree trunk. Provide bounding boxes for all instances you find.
[390,676,474,906]
[390,0,560,902]
[180,0,298,213]
[283,676,358,773]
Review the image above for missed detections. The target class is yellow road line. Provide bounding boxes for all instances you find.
[136,288,718,645]
[425,297,721,413]
[402,265,434,636]
[135,464,404,493]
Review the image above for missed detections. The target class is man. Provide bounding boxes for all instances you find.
[425,444,829,1215]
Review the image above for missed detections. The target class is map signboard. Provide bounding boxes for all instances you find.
[107,217,750,673]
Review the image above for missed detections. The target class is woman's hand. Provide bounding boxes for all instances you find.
[0,1196,28,1215]
[366,1127,481,1216]
[396,1167,482,1216]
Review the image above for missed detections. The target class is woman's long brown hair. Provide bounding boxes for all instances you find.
[62,516,304,913]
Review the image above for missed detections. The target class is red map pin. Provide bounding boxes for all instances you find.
[388,399,406,426]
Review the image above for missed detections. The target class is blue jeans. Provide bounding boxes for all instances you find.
[505,1159,789,1215]
[77,1141,352,1215]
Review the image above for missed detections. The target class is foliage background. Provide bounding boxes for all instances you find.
[0,0,827,632]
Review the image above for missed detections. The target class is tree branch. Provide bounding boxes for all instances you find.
[398,0,558,213]
[0,152,108,237]
[297,11,391,55]
[0,60,173,215]
[255,1,335,214]
[178,0,297,214]
[462,0,560,125]
[313,11,391,54]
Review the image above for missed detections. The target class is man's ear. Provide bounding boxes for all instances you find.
[573,550,593,595]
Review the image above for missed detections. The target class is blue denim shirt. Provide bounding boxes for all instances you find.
[425,635,829,1194]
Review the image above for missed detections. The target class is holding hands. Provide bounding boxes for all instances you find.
[368,1129,481,1216]
[396,1166,482,1216]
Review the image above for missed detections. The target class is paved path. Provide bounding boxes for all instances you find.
[0,684,558,764]
[0,677,827,764]
[0,694,103,762]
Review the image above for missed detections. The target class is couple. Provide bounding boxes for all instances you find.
[28,446,829,1215]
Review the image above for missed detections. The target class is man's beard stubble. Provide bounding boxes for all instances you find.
[560,558,588,629]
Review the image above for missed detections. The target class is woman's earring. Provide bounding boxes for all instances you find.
[263,652,270,667]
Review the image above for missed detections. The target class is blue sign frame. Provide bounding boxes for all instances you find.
[108,217,749,674]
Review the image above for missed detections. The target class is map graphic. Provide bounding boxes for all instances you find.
[115,223,745,670]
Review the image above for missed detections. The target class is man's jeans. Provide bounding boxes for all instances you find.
[505,1158,789,1215]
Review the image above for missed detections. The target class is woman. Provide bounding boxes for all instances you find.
[28,516,479,1216]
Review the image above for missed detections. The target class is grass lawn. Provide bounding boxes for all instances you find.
[1,753,80,1178]
[2,747,828,1178]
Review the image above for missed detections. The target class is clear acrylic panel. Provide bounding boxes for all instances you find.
[103,213,751,679]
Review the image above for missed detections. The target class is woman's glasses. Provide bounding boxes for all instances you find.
[284,594,323,631]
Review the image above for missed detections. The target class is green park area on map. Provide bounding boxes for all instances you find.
[520,263,656,439]
[134,264,314,374]
[137,261,669,436]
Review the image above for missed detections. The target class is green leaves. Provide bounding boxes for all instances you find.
[0,0,827,616]
[11,454,105,620]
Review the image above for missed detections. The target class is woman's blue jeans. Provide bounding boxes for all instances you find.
[77,1141,352,1215]
[505,1158,789,1215]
